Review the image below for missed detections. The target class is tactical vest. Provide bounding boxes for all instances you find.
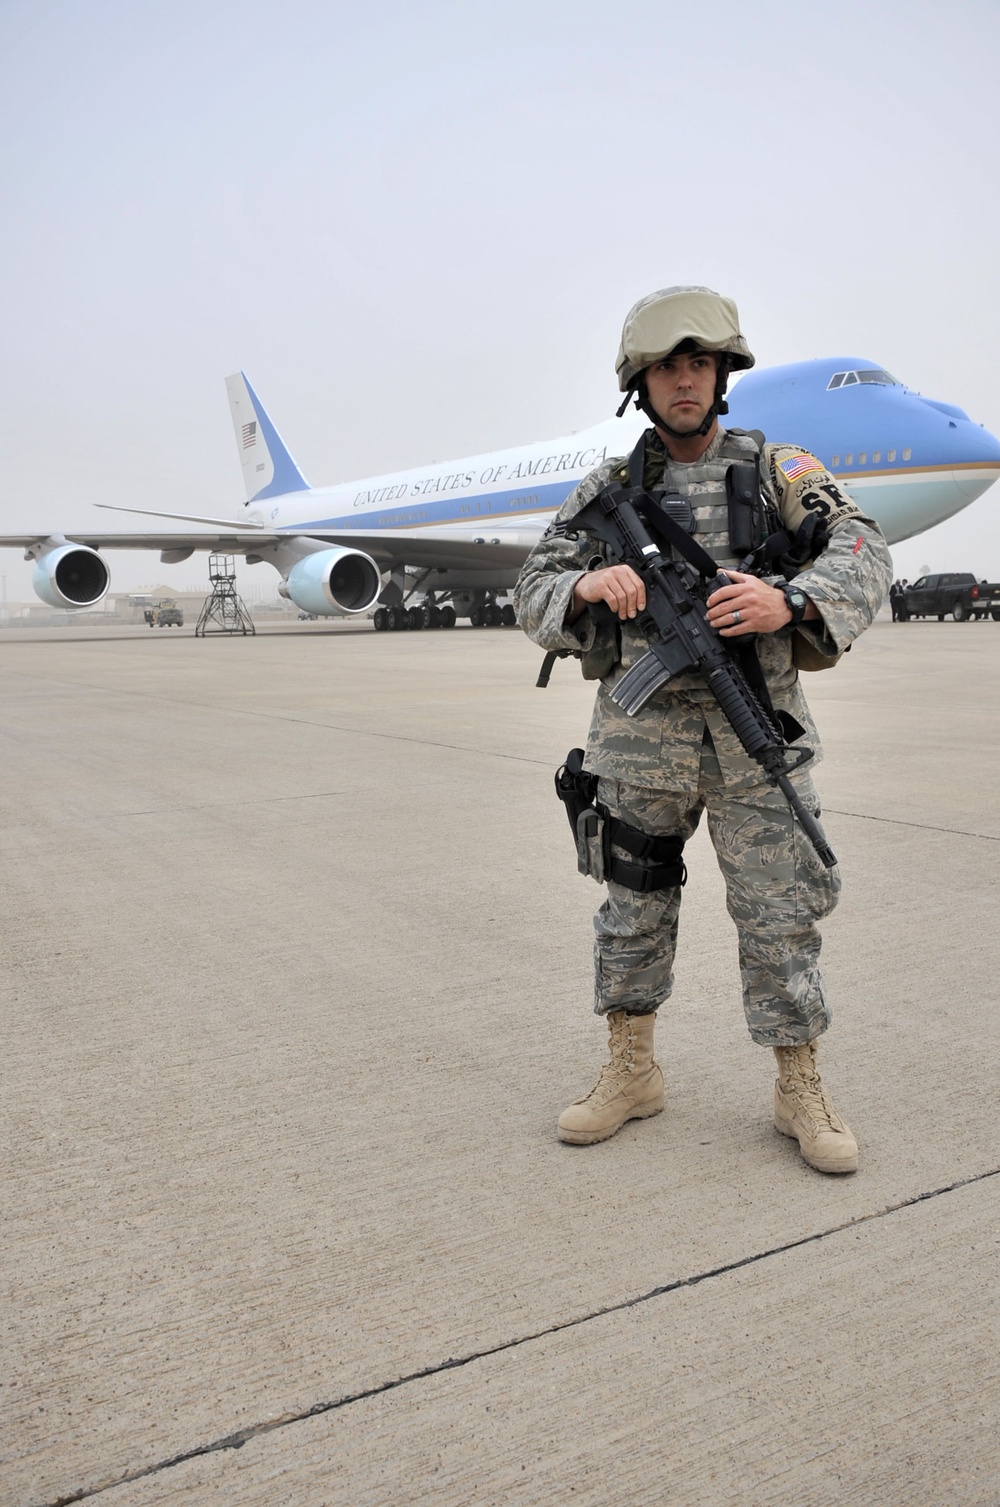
[630,427,778,573]
[568,426,839,684]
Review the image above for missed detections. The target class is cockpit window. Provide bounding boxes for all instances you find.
[856,369,899,385]
[827,368,899,390]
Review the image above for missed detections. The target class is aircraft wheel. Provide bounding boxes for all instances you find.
[420,603,435,629]
[483,604,500,627]
[440,606,457,628]
[386,606,403,631]
[373,608,387,632]
[470,607,484,627]
[992,611,1000,621]
[952,601,968,622]
[407,606,423,629]
[501,604,516,627]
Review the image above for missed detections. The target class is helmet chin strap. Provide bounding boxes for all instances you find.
[616,364,730,438]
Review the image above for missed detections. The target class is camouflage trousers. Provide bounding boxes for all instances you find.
[593,733,841,1046]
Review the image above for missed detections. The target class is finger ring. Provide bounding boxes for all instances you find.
[732,608,741,624]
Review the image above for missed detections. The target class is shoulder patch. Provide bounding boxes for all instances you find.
[777,452,824,483]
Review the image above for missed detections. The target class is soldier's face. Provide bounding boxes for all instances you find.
[644,350,720,434]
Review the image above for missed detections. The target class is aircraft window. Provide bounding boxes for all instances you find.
[831,455,840,467]
[873,451,881,463]
[856,369,899,385]
[827,368,899,391]
[903,448,912,460]
[888,449,896,461]
[845,454,854,465]
[859,453,867,465]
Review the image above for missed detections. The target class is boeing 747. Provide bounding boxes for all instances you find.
[4,359,998,628]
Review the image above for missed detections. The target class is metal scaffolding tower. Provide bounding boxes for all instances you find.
[195,555,256,637]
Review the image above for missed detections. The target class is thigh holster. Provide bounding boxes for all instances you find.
[555,749,687,892]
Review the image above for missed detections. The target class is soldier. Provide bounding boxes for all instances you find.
[514,286,892,1174]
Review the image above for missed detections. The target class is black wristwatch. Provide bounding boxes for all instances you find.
[777,580,810,626]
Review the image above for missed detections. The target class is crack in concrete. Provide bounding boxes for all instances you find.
[6,669,1000,838]
[824,807,1000,843]
[37,1162,1000,1507]
[0,667,552,767]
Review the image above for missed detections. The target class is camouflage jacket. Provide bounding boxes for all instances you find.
[513,426,892,793]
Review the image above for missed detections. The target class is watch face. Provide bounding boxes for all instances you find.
[790,591,806,609]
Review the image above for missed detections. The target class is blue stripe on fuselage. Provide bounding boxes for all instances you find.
[278,461,995,538]
[284,476,585,532]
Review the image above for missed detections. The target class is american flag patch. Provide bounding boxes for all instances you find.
[778,452,822,482]
[242,421,257,449]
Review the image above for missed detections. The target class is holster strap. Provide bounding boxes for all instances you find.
[598,804,687,893]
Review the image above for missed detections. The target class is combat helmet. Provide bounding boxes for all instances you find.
[615,285,755,437]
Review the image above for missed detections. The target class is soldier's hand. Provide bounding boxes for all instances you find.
[572,564,647,621]
[706,571,811,636]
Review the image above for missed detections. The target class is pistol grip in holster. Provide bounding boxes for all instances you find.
[555,748,605,883]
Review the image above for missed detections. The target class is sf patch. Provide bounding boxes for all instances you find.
[797,480,860,521]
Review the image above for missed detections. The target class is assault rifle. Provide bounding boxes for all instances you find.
[557,484,838,869]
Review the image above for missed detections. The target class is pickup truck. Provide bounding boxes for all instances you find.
[900,573,1000,622]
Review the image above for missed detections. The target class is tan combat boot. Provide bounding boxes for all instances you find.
[557,1010,664,1145]
[773,1041,859,1174]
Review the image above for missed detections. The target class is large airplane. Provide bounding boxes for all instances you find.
[5,359,999,629]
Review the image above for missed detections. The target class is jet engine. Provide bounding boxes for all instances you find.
[283,546,382,616]
[32,543,110,609]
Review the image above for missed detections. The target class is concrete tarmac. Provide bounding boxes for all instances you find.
[2,620,998,1506]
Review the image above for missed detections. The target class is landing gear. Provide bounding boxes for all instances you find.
[372,593,514,630]
[466,597,515,627]
[373,597,459,631]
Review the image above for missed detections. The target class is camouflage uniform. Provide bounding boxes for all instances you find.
[514,426,892,1046]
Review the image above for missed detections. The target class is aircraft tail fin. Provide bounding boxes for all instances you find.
[225,371,311,502]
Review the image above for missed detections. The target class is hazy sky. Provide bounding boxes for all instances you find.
[2,0,999,598]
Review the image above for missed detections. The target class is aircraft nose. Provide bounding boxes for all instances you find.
[954,419,1000,499]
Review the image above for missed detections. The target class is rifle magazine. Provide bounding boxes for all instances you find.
[610,650,674,717]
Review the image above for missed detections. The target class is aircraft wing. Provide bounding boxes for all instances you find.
[0,528,536,570]
[298,528,536,570]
